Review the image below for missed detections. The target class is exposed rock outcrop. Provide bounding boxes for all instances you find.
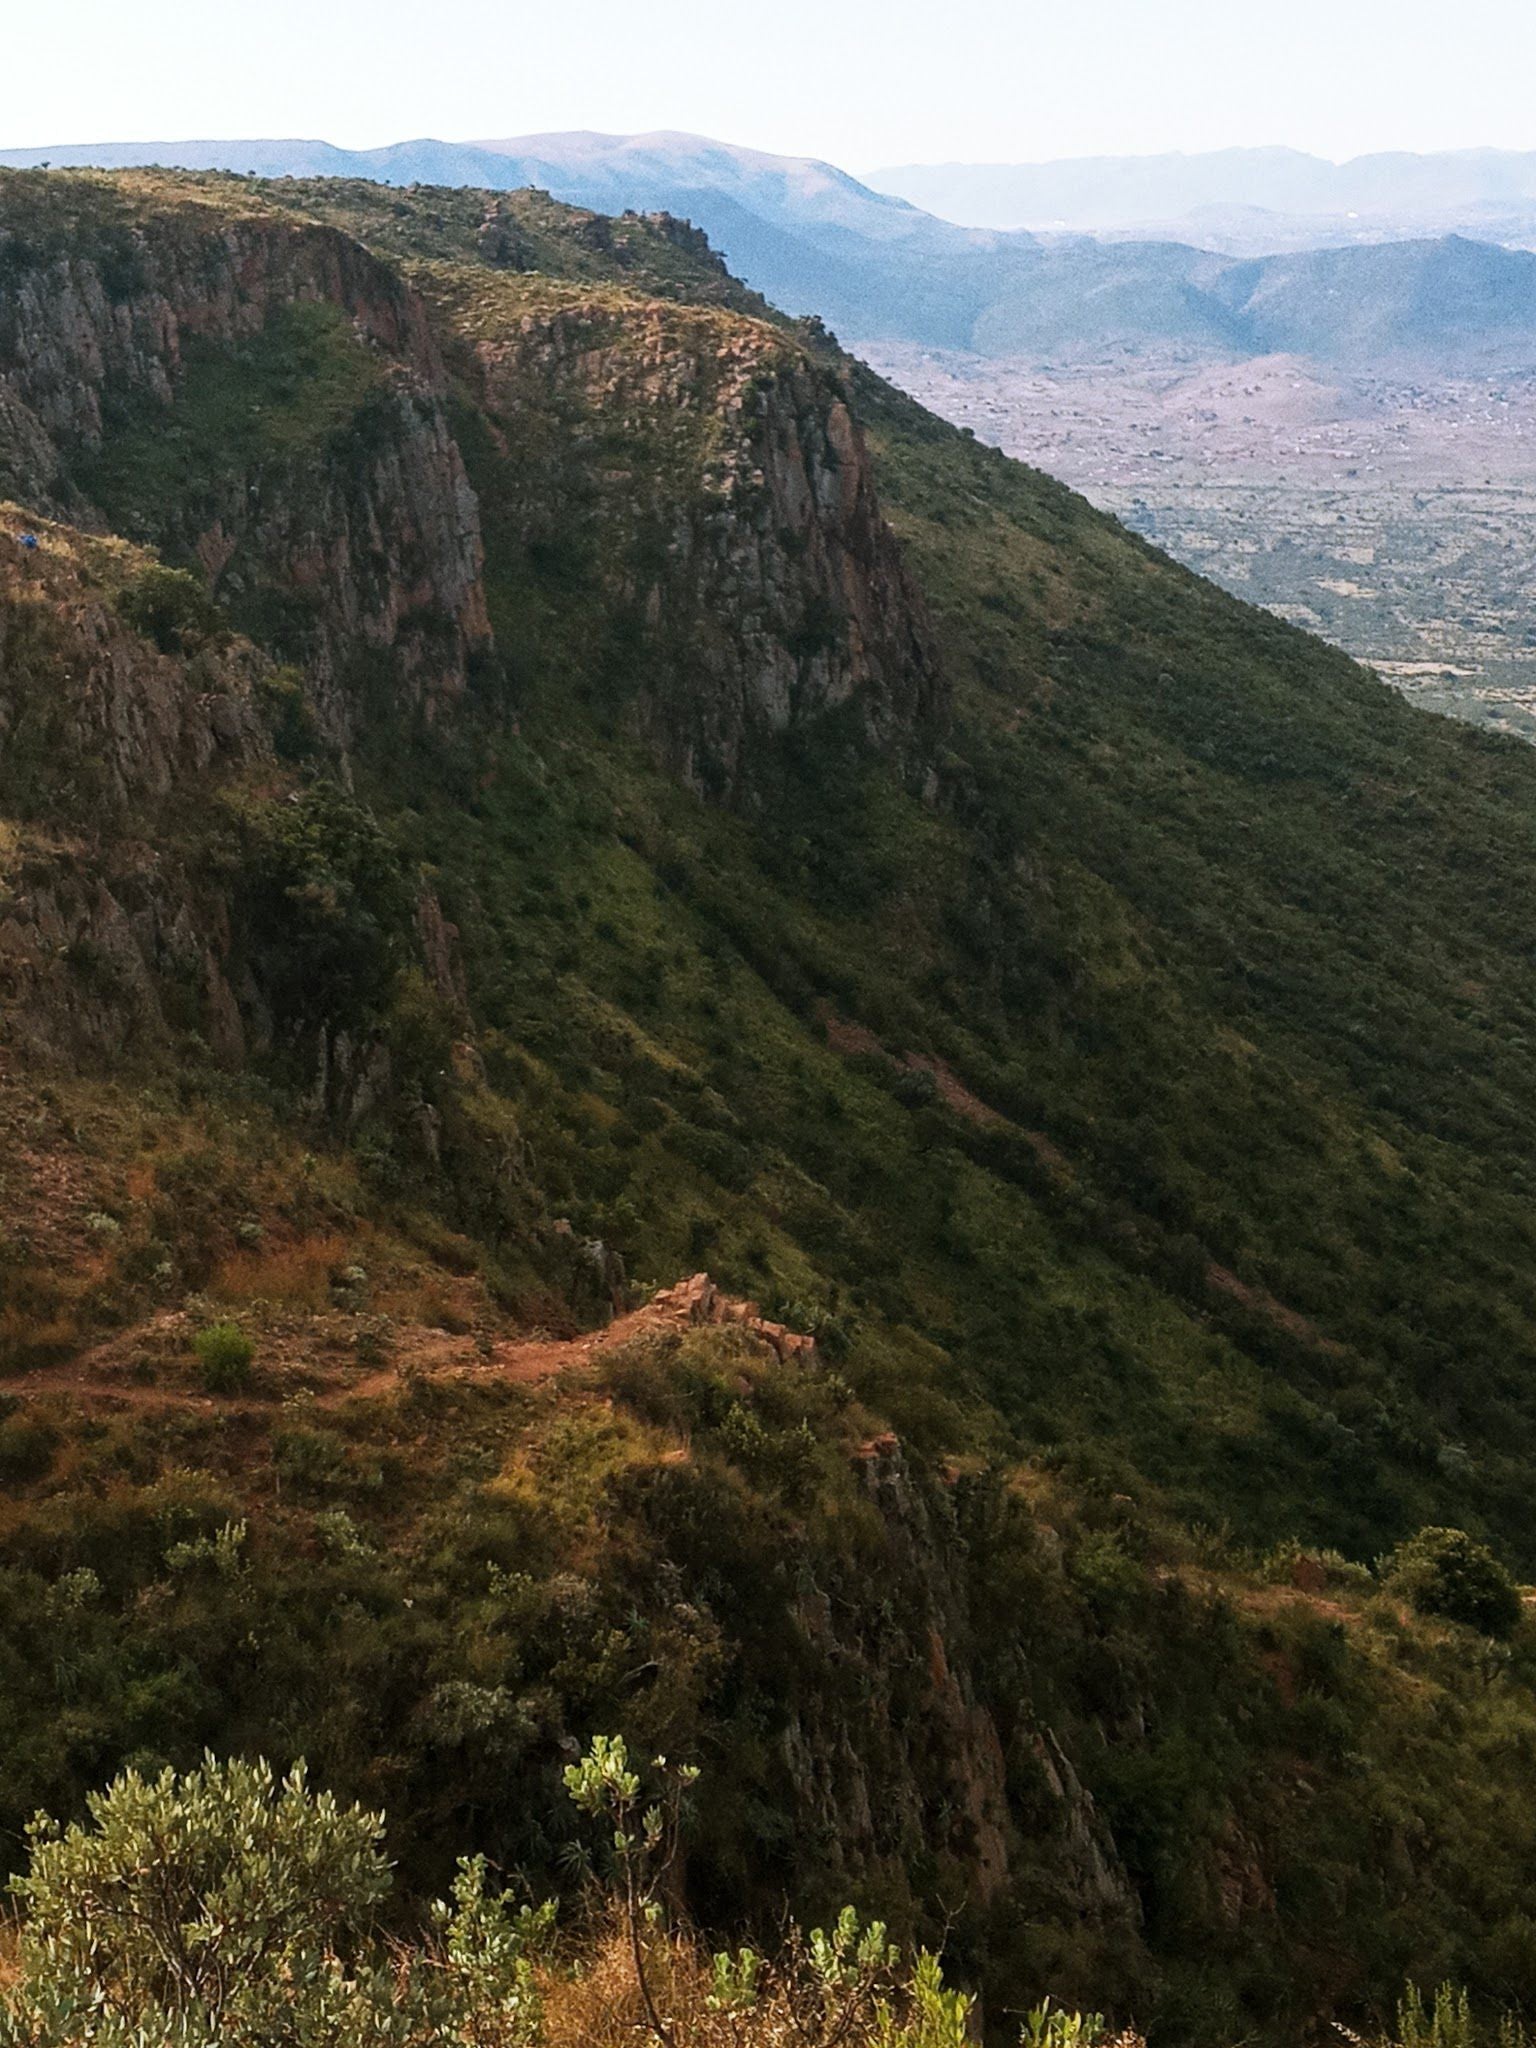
[446,280,944,794]
[0,515,267,804]
[0,177,493,740]
[0,510,267,1061]
[0,176,943,798]
[647,1270,820,1363]
[836,1434,1140,1937]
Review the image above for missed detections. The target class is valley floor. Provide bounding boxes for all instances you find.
[863,342,1536,740]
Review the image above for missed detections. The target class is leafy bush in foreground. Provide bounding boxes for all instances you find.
[0,1752,549,2048]
[3,1754,388,2042]
[0,1742,1100,2048]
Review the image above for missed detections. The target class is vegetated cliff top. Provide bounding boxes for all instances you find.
[8,141,1536,365]
[0,163,773,312]
[9,165,1536,2042]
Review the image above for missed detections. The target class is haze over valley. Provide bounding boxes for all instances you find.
[868,144,1536,247]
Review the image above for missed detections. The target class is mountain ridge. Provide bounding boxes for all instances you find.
[9,135,1536,363]
[8,164,1536,2038]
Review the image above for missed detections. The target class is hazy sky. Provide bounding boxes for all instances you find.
[5,0,1534,167]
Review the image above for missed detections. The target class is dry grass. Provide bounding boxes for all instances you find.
[534,1913,1152,2048]
[0,1299,84,1372]
[210,1233,356,1310]
[540,1922,824,2048]
[540,1924,651,2048]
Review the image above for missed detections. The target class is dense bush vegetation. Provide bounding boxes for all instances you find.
[7,1742,1521,2047]
[114,562,229,654]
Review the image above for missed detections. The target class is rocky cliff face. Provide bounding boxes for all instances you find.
[0,511,484,1120]
[0,176,950,1117]
[777,1432,1138,1949]
[442,278,944,793]
[0,510,268,1062]
[0,176,492,741]
[0,176,943,795]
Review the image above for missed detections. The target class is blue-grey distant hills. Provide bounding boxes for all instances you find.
[0,129,1038,345]
[7,129,1536,366]
[868,146,1536,237]
[966,233,1536,364]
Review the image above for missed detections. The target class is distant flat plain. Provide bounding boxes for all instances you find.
[864,343,1536,741]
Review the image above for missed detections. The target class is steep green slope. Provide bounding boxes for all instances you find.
[853,374,1536,1544]
[345,206,1536,1565]
[7,168,1536,2042]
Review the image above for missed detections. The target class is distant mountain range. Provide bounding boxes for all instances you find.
[6,130,1536,367]
[3,129,960,247]
[0,130,1038,346]
[967,233,1536,365]
[868,145,1536,237]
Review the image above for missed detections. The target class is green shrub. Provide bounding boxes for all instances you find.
[115,563,228,654]
[273,1423,348,1495]
[1381,1527,1523,1638]
[0,1412,58,1482]
[1383,1981,1536,2048]
[223,777,410,1029]
[257,663,322,760]
[1022,2002,1107,2048]
[0,1754,553,2048]
[192,1320,255,1393]
[1,1753,391,2044]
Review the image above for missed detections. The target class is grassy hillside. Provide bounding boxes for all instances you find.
[6,168,1536,2040]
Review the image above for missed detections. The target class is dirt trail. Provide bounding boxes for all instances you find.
[486,1273,816,1383]
[815,1002,1071,1178]
[11,1274,814,1421]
